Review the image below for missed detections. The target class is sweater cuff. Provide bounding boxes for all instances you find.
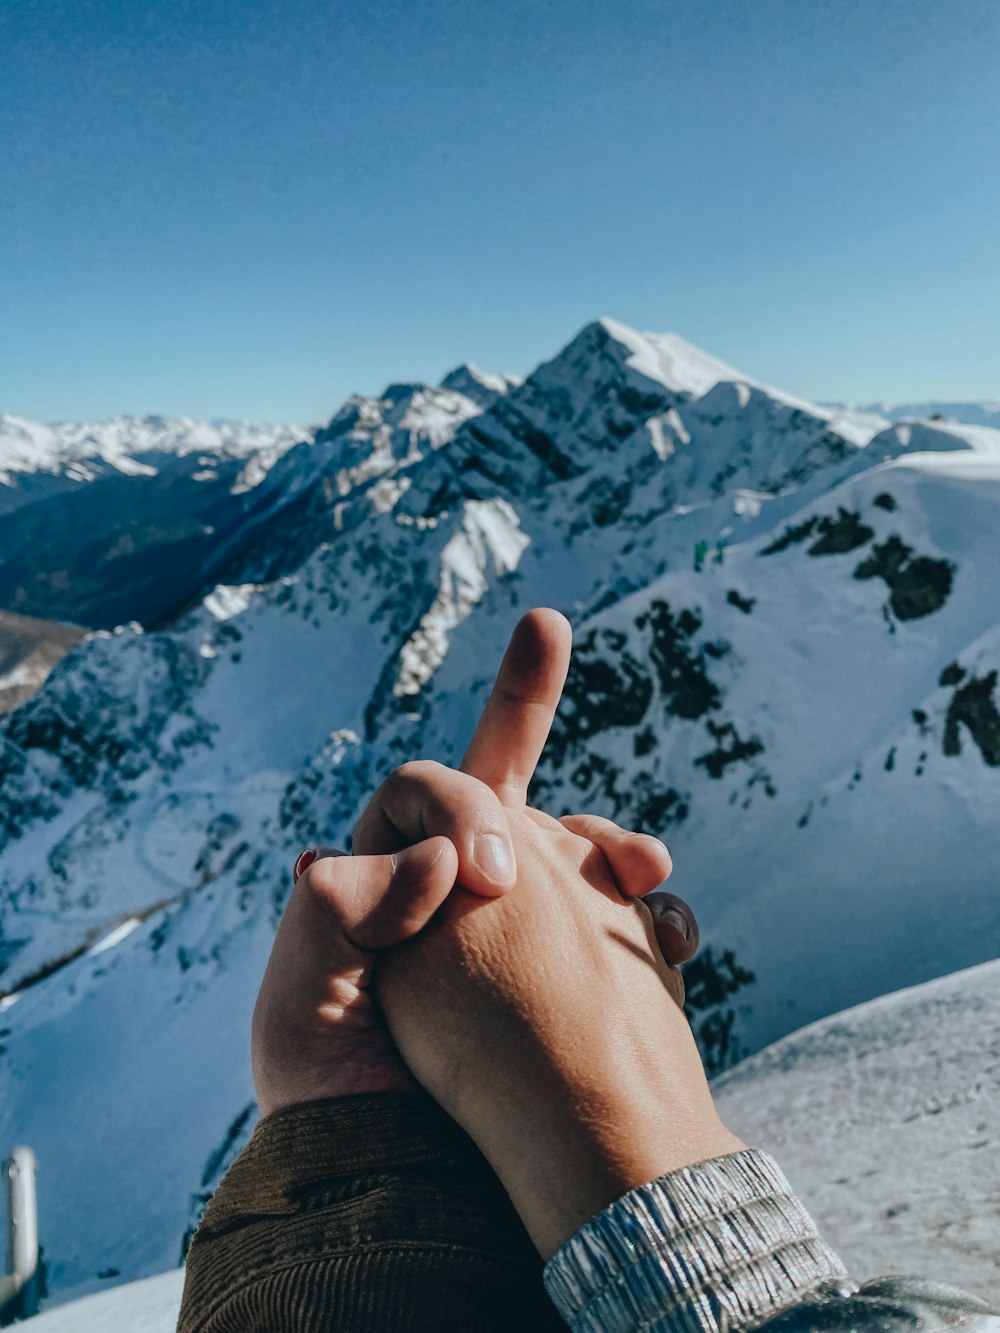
[543,1149,854,1333]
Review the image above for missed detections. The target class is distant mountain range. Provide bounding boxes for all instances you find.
[1,384,993,710]
[1,321,998,1307]
[820,399,1000,430]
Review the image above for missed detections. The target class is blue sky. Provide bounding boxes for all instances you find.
[3,0,999,423]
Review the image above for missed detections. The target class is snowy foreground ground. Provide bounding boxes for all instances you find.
[713,956,1000,1300]
[21,957,999,1329]
[19,1269,184,1331]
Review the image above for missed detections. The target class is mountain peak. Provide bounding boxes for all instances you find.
[439,363,522,410]
[594,317,748,398]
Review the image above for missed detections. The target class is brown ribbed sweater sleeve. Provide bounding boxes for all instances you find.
[177,1092,563,1333]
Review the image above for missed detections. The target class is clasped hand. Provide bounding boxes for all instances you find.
[252,609,740,1255]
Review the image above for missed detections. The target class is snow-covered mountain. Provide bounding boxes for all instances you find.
[0,415,311,513]
[439,362,524,409]
[0,415,313,634]
[824,399,1000,431]
[0,371,508,639]
[1,317,998,1308]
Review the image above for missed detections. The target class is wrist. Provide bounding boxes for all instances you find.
[251,1003,418,1115]
[253,1056,419,1117]
[503,1093,745,1259]
[460,1026,745,1258]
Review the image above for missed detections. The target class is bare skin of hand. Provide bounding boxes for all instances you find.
[376,611,744,1259]
[251,609,690,1114]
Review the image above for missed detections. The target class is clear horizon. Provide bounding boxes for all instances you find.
[4,0,999,423]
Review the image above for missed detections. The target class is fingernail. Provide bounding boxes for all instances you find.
[293,848,317,881]
[661,908,691,942]
[475,833,516,887]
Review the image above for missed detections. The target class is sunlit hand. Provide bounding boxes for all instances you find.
[374,613,742,1257]
[251,609,691,1115]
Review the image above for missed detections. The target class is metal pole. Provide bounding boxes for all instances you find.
[2,1148,39,1321]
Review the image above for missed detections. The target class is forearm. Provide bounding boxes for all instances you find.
[450,1002,746,1260]
[178,1093,562,1332]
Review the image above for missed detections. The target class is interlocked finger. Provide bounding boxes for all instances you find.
[559,814,672,897]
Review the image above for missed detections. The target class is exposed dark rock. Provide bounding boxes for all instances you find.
[695,719,764,778]
[467,413,579,482]
[636,600,721,720]
[544,629,653,766]
[938,662,965,688]
[726,589,756,614]
[807,507,874,556]
[873,492,897,512]
[633,726,656,757]
[884,747,896,772]
[181,1102,257,1261]
[582,476,633,529]
[703,639,730,660]
[683,945,756,1075]
[854,536,955,621]
[760,515,818,555]
[889,557,955,620]
[193,813,246,886]
[943,670,1000,766]
[624,773,689,832]
[545,750,689,833]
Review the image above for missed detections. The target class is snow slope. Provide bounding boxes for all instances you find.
[19,1269,184,1332]
[714,958,1000,1301]
[1,318,998,1306]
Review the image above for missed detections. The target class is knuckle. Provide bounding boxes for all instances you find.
[299,858,330,893]
[298,856,344,906]
[392,759,440,785]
